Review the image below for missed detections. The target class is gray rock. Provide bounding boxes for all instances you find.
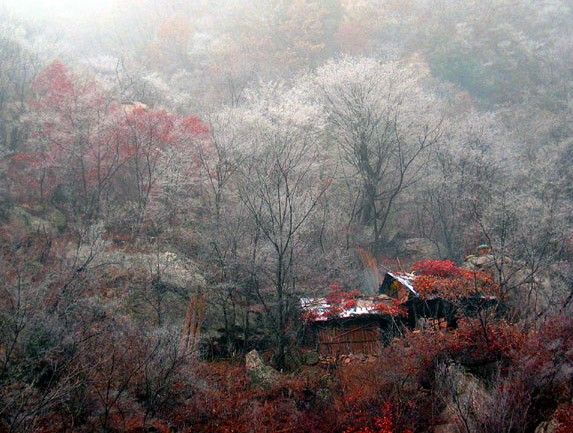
[302,351,320,366]
[245,349,265,370]
[433,425,458,433]
[399,238,443,261]
[534,420,559,433]
[245,350,279,388]
[434,363,492,433]
[463,254,498,271]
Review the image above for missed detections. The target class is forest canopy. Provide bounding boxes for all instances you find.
[0,1,572,432]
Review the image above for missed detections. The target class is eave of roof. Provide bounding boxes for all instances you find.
[386,271,418,296]
[301,294,396,322]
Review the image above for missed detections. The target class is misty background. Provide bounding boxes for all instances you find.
[0,1,572,431]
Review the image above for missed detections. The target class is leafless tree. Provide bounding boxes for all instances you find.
[233,84,329,367]
[308,57,444,254]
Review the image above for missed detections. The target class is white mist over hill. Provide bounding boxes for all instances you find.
[2,0,116,21]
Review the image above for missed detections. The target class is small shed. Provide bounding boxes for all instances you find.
[301,267,504,358]
[380,271,503,328]
[301,295,404,357]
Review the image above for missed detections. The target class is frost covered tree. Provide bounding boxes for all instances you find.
[408,109,509,259]
[230,83,330,367]
[301,57,445,254]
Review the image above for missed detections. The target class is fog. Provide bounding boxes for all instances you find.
[2,0,116,20]
[0,1,572,432]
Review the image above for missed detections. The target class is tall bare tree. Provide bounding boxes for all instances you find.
[234,84,329,367]
[306,57,444,254]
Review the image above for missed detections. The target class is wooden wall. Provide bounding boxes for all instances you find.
[317,323,382,357]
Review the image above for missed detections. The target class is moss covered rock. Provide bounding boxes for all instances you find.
[245,349,279,389]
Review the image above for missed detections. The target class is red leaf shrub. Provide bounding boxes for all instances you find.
[374,301,407,317]
[412,260,499,300]
[412,259,459,277]
[449,318,527,363]
[170,361,340,433]
[342,402,412,433]
[555,404,573,433]
[325,283,360,318]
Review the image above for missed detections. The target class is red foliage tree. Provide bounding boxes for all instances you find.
[343,402,413,433]
[9,61,208,224]
[114,106,208,227]
[19,61,125,216]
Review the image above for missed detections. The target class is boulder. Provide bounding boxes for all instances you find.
[80,245,206,293]
[434,363,493,433]
[302,351,320,366]
[399,238,443,261]
[463,253,555,316]
[245,350,279,388]
[534,420,559,433]
[463,254,497,271]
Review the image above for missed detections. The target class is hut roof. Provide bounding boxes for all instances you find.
[384,271,418,296]
[300,294,397,323]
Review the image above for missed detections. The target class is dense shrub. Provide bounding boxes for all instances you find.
[412,259,499,300]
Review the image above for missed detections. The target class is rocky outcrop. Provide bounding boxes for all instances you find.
[71,229,206,292]
[433,363,492,433]
[463,253,497,271]
[463,253,555,316]
[9,206,67,235]
[534,419,559,433]
[245,350,279,388]
[398,238,443,261]
[534,402,573,433]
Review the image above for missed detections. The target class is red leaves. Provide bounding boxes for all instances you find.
[180,115,210,136]
[30,60,106,119]
[169,316,572,433]
[22,61,119,206]
[555,404,573,433]
[412,259,459,277]
[450,319,527,363]
[120,107,208,158]
[412,260,499,300]
[10,61,208,214]
[123,107,175,148]
[325,283,360,318]
[31,61,75,104]
[374,300,407,318]
[171,362,339,433]
[302,309,321,323]
[343,402,412,433]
